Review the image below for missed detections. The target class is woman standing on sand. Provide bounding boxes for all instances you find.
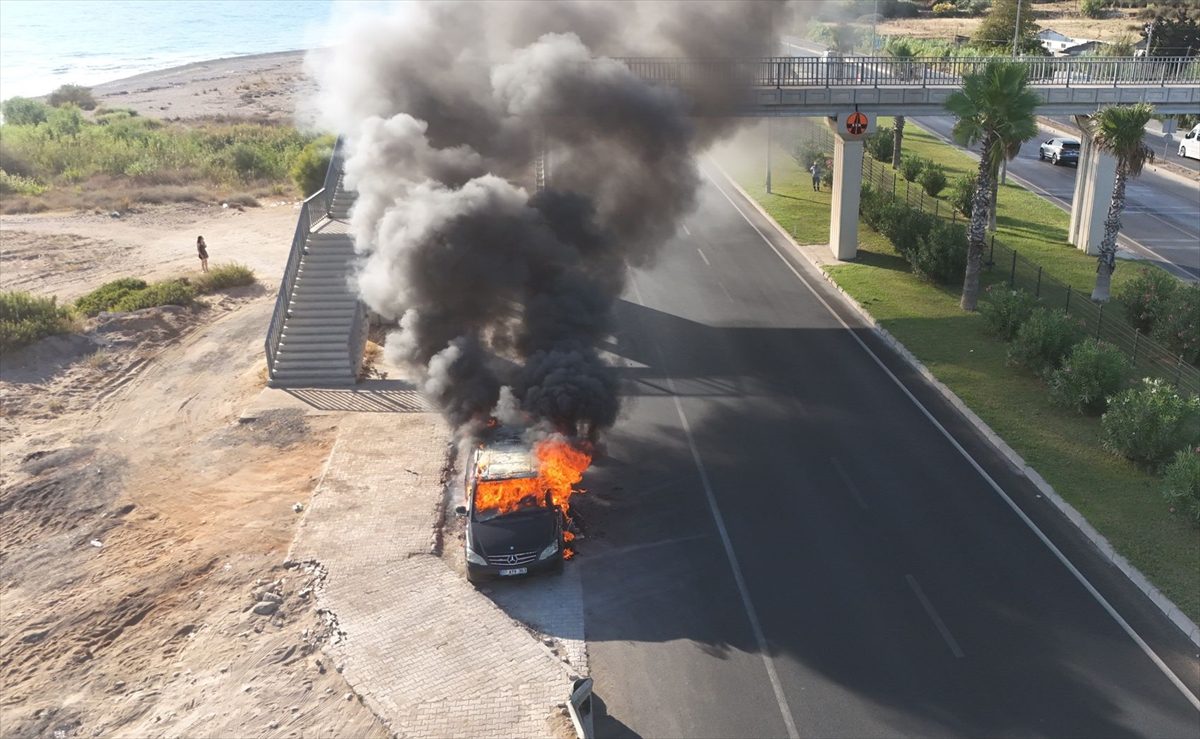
[196,236,209,273]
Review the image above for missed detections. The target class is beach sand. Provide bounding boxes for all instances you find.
[0,53,391,739]
[90,49,312,121]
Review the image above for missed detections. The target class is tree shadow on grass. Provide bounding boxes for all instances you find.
[996,215,1069,245]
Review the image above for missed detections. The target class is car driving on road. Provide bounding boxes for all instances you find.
[1178,124,1200,161]
[1039,137,1080,166]
[460,438,565,583]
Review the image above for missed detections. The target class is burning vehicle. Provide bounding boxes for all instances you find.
[458,431,590,582]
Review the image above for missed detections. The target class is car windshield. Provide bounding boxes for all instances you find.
[1062,142,1080,150]
[473,477,551,522]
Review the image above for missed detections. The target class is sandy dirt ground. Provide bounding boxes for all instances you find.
[874,0,1143,42]
[1,96,388,734]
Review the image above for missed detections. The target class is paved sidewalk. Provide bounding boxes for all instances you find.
[288,413,576,738]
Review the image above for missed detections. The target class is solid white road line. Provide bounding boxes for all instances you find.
[830,457,870,511]
[627,273,802,739]
[703,163,1200,711]
[906,574,966,659]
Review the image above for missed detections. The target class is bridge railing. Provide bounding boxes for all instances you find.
[620,55,1200,89]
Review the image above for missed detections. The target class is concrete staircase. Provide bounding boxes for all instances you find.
[267,170,366,388]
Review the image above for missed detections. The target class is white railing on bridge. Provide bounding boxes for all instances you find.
[619,56,1200,89]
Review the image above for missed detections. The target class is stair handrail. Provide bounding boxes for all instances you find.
[264,136,346,380]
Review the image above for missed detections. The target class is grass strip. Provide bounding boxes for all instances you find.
[723,139,1200,624]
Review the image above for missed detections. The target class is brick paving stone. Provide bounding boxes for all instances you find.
[289,413,574,739]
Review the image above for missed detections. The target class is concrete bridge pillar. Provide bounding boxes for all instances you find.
[824,115,869,261]
[1068,115,1117,257]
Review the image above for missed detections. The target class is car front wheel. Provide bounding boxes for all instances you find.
[1181,145,1189,158]
[1039,149,1045,161]
[1052,153,1060,165]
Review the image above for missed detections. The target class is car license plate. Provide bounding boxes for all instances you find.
[498,567,528,576]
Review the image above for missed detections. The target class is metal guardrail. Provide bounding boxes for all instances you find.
[619,55,1200,89]
[264,136,345,380]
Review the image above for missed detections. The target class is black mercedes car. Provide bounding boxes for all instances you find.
[458,439,564,583]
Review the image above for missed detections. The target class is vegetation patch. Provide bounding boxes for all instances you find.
[0,291,73,352]
[193,263,257,293]
[73,278,150,317]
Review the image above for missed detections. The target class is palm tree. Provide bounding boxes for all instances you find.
[885,39,917,168]
[944,61,1040,311]
[1087,103,1154,303]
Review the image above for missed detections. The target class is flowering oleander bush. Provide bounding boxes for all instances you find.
[1047,338,1130,415]
[1150,283,1200,365]
[979,285,1038,340]
[911,219,967,284]
[1162,448,1200,525]
[1101,378,1200,466]
[1007,307,1082,375]
[1116,267,1177,334]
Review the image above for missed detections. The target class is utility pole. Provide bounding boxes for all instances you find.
[1012,0,1023,58]
[765,118,773,194]
[871,0,879,54]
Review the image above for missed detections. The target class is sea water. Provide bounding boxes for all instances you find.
[0,0,338,101]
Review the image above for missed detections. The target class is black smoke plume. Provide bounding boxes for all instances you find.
[308,1,789,440]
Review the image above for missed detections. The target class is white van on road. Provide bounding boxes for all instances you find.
[1179,124,1200,161]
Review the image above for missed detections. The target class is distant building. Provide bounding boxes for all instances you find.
[1038,28,1105,57]
[1060,40,1105,57]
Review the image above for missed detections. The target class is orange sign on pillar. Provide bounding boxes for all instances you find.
[845,111,869,136]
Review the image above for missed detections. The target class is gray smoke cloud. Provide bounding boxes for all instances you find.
[308,1,789,440]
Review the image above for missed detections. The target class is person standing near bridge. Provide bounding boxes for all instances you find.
[808,160,822,191]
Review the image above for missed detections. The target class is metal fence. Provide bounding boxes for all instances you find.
[620,55,1200,89]
[264,137,345,380]
[859,155,1199,396]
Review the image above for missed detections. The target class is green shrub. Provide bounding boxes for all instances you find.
[111,279,196,312]
[949,174,976,217]
[1,97,51,126]
[0,291,72,352]
[865,127,894,163]
[1080,0,1108,18]
[46,105,84,139]
[911,219,967,284]
[932,2,958,16]
[0,170,48,196]
[1047,338,1131,415]
[47,84,96,111]
[1102,378,1200,466]
[290,135,335,196]
[899,154,925,181]
[1162,448,1200,525]
[954,0,992,15]
[1008,307,1081,375]
[918,163,948,197]
[821,167,834,187]
[791,140,829,170]
[980,285,1038,340]
[193,263,256,292]
[73,278,148,316]
[1116,266,1177,333]
[1151,283,1200,365]
[877,196,937,259]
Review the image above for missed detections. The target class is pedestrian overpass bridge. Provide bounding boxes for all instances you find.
[619,55,1200,116]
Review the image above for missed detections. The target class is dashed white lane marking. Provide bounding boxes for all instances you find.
[906,574,966,659]
[703,162,1200,712]
[830,457,869,511]
[697,247,711,266]
[682,223,692,236]
[627,271,802,739]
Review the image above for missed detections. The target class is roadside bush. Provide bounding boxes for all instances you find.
[918,163,948,197]
[0,291,72,352]
[111,279,196,312]
[911,220,967,284]
[1151,283,1200,365]
[1007,307,1081,375]
[1102,378,1200,466]
[47,84,96,111]
[1162,448,1200,525]
[1047,338,1131,415]
[949,174,976,218]
[1116,266,1177,333]
[899,154,925,182]
[73,278,148,316]
[821,167,834,188]
[932,2,958,16]
[193,263,256,292]
[979,285,1038,340]
[865,127,894,163]
[290,134,335,196]
[792,140,829,170]
[1,97,51,126]
[877,196,937,259]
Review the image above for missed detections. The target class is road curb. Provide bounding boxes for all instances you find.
[715,165,1200,650]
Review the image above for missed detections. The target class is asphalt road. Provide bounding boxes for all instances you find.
[1043,116,1200,177]
[913,115,1200,281]
[578,169,1200,738]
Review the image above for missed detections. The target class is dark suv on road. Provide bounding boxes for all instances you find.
[459,440,564,583]
[1039,137,1080,166]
